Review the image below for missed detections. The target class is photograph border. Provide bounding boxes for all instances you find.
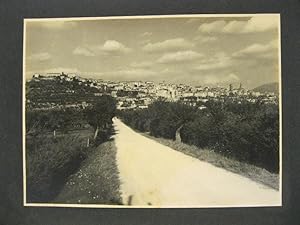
[22,13,282,209]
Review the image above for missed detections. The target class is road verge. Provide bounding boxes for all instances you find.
[54,139,122,205]
[142,132,279,190]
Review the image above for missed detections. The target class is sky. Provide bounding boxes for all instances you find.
[25,15,280,89]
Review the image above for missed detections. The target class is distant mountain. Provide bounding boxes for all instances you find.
[252,82,279,94]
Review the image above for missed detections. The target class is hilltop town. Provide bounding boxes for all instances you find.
[26,72,278,111]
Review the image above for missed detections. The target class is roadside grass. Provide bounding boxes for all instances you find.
[53,138,122,205]
[26,128,94,203]
[141,132,279,190]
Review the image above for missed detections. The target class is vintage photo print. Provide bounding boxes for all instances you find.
[23,14,281,208]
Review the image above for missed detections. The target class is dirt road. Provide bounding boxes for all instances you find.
[113,118,280,207]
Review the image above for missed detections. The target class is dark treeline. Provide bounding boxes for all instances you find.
[26,95,116,202]
[26,108,86,135]
[26,95,116,142]
[118,99,279,173]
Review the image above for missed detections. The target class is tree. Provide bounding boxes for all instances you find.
[86,95,116,139]
[170,102,197,141]
[146,100,197,140]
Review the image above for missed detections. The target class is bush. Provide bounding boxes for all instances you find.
[181,113,218,148]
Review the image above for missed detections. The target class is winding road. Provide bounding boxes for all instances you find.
[113,118,280,207]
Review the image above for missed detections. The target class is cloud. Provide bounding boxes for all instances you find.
[233,39,278,59]
[73,40,131,56]
[222,20,246,33]
[198,16,278,33]
[141,32,152,37]
[143,38,194,52]
[198,20,227,33]
[242,16,278,33]
[194,35,218,43]
[139,39,151,45]
[130,61,153,68]
[98,40,131,54]
[194,52,233,71]
[157,50,203,64]
[73,46,95,56]
[28,52,51,61]
[202,73,240,85]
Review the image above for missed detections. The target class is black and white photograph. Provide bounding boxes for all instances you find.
[23,14,281,207]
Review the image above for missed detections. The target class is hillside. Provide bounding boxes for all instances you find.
[26,74,108,110]
[252,82,279,94]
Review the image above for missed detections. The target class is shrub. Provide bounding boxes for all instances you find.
[181,113,218,148]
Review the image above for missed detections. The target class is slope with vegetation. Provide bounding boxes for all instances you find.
[252,82,279,94]
[54,139,121,205]
[26,94,120,203]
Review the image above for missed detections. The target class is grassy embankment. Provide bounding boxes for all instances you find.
[54,137,122,205]
[26,128,121,204]
[141,132,279,190]
[26,128,93,202]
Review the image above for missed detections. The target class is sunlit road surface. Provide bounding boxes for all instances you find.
[113,118,281,207]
